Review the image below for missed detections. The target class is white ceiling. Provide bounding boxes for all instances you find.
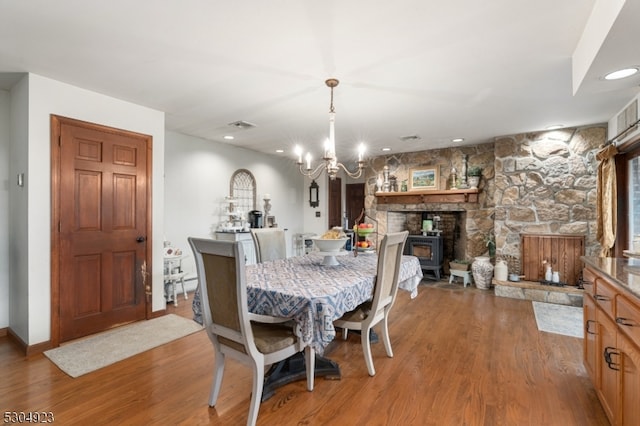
[1,1,639,163]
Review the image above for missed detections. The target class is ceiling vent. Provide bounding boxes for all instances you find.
[399,135,421,142]
[610,96,640,146]
[228,120,257,130]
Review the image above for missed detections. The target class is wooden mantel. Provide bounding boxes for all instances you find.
[375,188,479,204]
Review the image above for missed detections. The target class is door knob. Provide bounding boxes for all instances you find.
[136,236,146,243]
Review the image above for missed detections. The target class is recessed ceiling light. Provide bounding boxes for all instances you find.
[275,149,284,153]
[381,147,391,152]
[223,135,234,140]
[451,138,464,143]
[604,67,639,80]
[545,125,563,130]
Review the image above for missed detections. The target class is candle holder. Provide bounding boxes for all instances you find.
[263,197,271,217]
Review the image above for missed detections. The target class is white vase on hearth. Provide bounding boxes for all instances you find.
[472,256,494,290]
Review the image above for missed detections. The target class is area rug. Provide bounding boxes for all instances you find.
[532,301,583,338]
[44,314,203,378]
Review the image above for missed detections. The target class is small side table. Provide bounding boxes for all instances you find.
[449,269,472,288]
[164,254,188,306]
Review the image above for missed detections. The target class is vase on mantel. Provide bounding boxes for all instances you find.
[472,256,494,290]
[468,176,480,189]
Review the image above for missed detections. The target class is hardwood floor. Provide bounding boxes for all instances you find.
[0,282,609,425]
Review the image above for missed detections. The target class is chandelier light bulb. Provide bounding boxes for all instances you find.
[294,145,303,164]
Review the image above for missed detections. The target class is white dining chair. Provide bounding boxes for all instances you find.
[188,237,314,426]
[250,228,286,262]
[334,230,409,376]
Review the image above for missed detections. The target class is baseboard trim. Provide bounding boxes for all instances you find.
[7,328,53,357]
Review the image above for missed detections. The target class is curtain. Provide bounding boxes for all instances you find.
[596,145,618,257]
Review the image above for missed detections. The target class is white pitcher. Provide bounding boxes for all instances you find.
[545,265,553,281]
[494,259,508,281]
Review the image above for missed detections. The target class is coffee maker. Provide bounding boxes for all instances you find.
[248,210,263,228]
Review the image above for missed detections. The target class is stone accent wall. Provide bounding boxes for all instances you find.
[494,126,605,265]
[365,125,606,267]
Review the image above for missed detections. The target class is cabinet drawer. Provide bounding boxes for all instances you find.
[594,276,617,320]
[582,267,597,296]
[616,295,640,344]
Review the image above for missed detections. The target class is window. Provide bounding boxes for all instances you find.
[627,153,640,250]
[230,169,256,218]
[616,143,640,255]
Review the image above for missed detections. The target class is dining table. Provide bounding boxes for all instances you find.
[191,250,423,399]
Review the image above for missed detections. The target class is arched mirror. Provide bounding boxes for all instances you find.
[230,169,256,217]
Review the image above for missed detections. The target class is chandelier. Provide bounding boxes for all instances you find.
[295,78,366,180]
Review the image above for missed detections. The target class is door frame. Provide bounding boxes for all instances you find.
[50,115,153,348]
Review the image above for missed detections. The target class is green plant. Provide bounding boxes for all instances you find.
[484,232,496,257]
[467,166,482,176]
[449,259,471,271]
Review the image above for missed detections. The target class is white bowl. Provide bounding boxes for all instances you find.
[312,237,348,253]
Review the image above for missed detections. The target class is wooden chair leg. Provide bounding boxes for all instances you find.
[172,280,178,306]
[248,361,265,426]
[209,352,225,406]
[361,326,376,376]
[305,346,315,391]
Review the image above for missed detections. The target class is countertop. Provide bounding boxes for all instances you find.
[581,256,640,299]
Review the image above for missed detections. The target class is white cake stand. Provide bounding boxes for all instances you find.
[317,250,350,266]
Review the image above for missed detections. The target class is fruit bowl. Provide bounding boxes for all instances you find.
[311,237,349,253]
[356,227,375,237]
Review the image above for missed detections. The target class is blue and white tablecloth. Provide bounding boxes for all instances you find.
[193,253,423,355]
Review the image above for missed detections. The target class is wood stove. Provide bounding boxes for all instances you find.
[404,234,443,280]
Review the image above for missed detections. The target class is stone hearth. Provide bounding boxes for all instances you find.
[493,279,583,307]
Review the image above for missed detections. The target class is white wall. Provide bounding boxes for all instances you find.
[8,77,28,339]
[10,73,165,345]
[163,131,305,283]
[0,90,10,328]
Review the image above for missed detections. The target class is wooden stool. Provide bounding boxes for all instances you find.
[449,269,472,288]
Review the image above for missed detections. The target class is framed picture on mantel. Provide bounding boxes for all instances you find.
[409,167,439,191]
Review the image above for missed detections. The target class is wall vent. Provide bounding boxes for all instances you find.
[610,95,640,145]
[228,120,257,130]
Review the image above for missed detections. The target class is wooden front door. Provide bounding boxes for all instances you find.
[345,183,365,227]
[328,177,342,228]
[52,116,151,344]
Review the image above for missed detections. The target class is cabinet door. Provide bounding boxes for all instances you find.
[619,326,640,425]
[241,239,257,265]
[584,294,598,380]
[597,310,619,424]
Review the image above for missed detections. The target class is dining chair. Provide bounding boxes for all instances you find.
[334,230,409,376]
[250,228,287,262]
[188,237,314,426]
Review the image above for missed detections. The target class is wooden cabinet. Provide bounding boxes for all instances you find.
[597,310,619,423]
[618,332,640,425]
[584,265,640,425]
[584,293,598,380]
